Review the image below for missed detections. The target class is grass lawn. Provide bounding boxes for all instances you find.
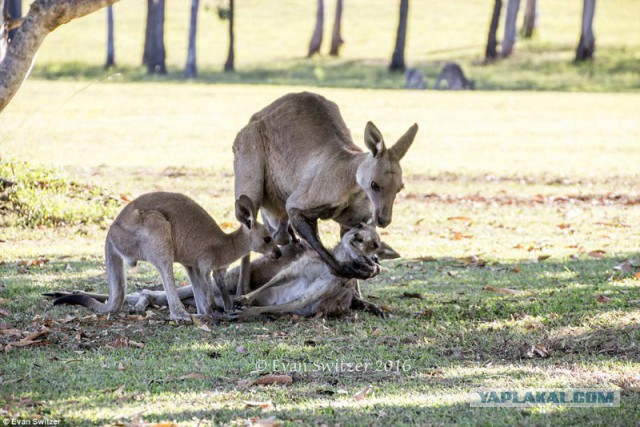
[1,0,640,424]
[1,82,640,425]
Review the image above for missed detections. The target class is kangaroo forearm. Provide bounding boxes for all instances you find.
[289,211,340,270]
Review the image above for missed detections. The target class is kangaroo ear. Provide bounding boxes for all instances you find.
[389,123,418,160]
[364,121,386,158]
[376,241,401,260]
[235,195,256,230]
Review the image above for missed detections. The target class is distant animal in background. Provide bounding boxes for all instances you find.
[434,62,475,90]
[404,68,426,90]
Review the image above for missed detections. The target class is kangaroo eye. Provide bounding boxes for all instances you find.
[353,233,363,243]
[263,236,272,244]
[371,181,381,192]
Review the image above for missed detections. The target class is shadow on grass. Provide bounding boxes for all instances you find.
[29,45,640,92]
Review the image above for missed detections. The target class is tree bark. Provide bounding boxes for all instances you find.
[105,5,115,68]
[501,0,521,58]
[575,0,596,62]
[521,0,537,39]
[329,0,344,56]
[142,0,166,74]
[307,0,323,58]
[184,0,198,78]
[223,0,234,72]
[485,0,502,61]
[0,0,120,113]
[5,0,22,41]
[0,0,7,63]
[389,0,409,72]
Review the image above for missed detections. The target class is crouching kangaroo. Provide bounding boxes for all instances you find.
[434,62,475,90]
[236,224,388,317]
[233,91,418,283]
[54,192,281,321]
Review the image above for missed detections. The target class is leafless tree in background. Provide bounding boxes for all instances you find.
[105,6,115,68]
[308,0,324,57]
[521,0,537,39]
[185,0,199,78]
[485,0,502,61]
[575,0,596,62]
[142,0,166,74]
[389,0,409,72]
[329,0,344,56]
[501,0,521,58]
[224,0,235,72]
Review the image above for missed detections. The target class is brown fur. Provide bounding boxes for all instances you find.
[54,192,281,321]
[233,92,417,280]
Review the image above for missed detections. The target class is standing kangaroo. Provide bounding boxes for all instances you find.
[233,91,418,282]
[434,62,475,90]
[54,192,281,321]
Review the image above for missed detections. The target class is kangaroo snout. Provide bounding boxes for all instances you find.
[375,214,391,228]
[271,248,283,259]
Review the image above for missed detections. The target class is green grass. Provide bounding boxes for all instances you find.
[1,84,640,425]
[24,0,640,92]
[1,0,640,424]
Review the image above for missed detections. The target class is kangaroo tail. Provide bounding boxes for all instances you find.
[55,239,126,314]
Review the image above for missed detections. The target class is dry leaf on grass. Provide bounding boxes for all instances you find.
[238,375,293,388]
[483,286,521,295]
[597,295,611,304]
[587,250,606,259]
[244,400,274,410]
[537,254,551,261]
[447,216,473,222]
[353,385,374,401]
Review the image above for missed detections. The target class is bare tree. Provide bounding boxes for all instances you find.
[575,0,596,62]
[329,0,344,56]
[0,0,120,113]
[389,0,409,72]
[224,0,234,72]
[142,0,166,74]
[307,0,324,57]
[521,0,537,39]
[105,6,115,68]
[185,0,199,78]
[485,0,502,61]
[501,0,521,58]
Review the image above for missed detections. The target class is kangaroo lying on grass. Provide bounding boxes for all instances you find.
[54,192,281,321]
[50,226,399,318]
[233,91,418,284]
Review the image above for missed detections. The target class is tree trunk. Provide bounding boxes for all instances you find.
[0,0,120,113]
[105,5,115,68]
[329,0,344,56]
[389,0,409,72]
[501,0,521,58]
[521,0,537,39]
[0,0,7,63]
[5,0,22,41]
[185,0,198,78]
[142,0,166,74]
[485,0,502,61]
[307,0,323,57]
[223,0,234,72]
[575,0,596,62]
